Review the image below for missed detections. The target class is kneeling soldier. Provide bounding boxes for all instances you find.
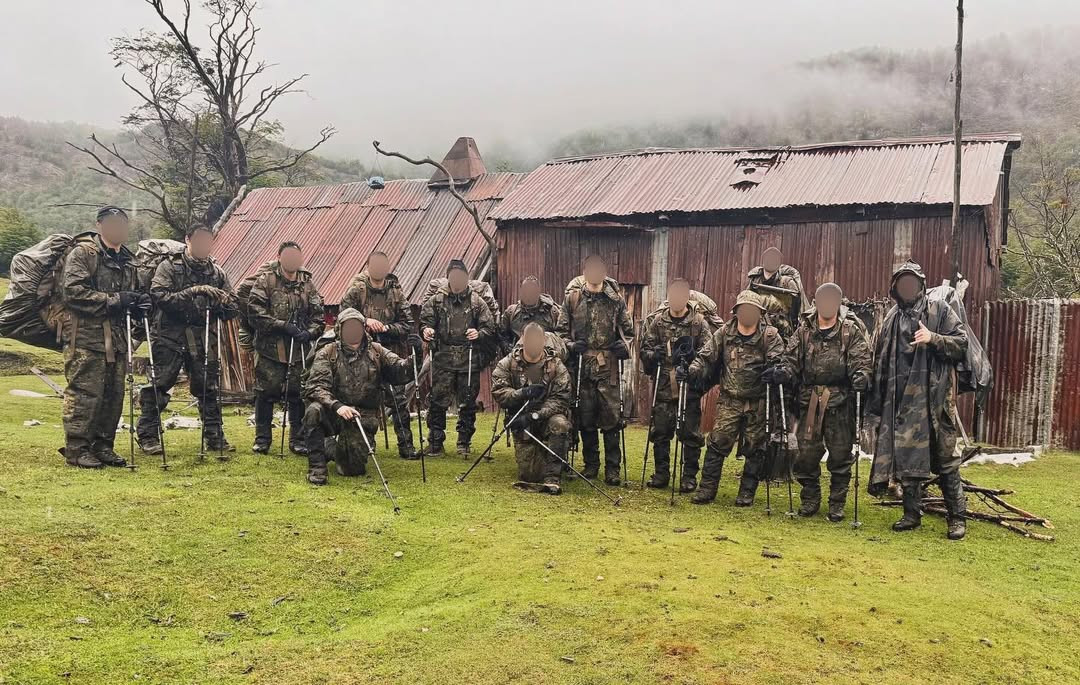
[301,308,411,485]
[491,322,573,494]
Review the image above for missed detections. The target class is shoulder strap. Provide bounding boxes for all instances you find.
[327,343,339,362]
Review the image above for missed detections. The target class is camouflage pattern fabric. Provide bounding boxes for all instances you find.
[700,393,768,486]
[500,294,561,348]
[246,262,325,363]
[63,347,127,459]
[792,404,855,507]
[690,319,783,400]
[747,263,809,335]
[136,344,225,444]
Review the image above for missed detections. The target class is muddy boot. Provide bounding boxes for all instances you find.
[138,436,163,456]
[691,480,717,504]
[692,445,726,504]
[647,441,670,489]
[940,471,967,540]
[206,431,235,457]
[798,478,821,517]
[307,464,328,485]
[541,477,562,496]
[580,430,600,479]
[826,472,849,522]
[734,472,759,507]
[428,428,445,456]
[892,479,923,532]
[62,446,103,469]
[398,443,420,460]
[679,448,701,492]
[93,445,128,468]
[306,433,329,485]
[456,442,471,458]
[602,430,622,485]
[252,394,274,454]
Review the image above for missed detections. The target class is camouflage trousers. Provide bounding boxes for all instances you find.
[512,415,571,483]
[575,355,623,432]
[303,403,380,476]
[253,354,306,441]
[794,401,855,506]
[649,392,704,478]
[700,393,767,487]
[63,347,126,457]
[381,383,414,449]
[427,353,481,448]
[136,344,223,444]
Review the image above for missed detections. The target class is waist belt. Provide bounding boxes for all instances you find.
[803,385,834,439]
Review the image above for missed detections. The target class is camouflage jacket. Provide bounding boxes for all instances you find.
[339,271,414,349]
[748,264,808,334]
[419,285,496,351]
[639,307,712,402]
[247,262,325,362]
[491,347,572,422]
[689,319,783,400]
[60,234,140,359]
[304,337,410,414]
[783,306,873,409]
[556,276,634,351]
[500,294,561,347]
[151,251,235,353]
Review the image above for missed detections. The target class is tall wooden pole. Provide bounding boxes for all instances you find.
[950,0,964,285]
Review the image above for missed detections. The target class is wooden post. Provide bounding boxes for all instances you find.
[950,0,964,285]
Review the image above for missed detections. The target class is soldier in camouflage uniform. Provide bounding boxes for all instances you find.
[60,206,150,468]
[301,308,412,485]
[779,282,873,521]
[499,275,561,349]
[419,259,496,456]
[340,250,419,459]
[556,255,635,485]
[491,322,573,495]
[746,247,809,339]
[137,224,236,455]
[247,242,325,454]
[639,278,715,492]
[687,290,785,505]
[868,261,969,539]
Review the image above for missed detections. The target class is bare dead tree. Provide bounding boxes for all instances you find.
[68,0,335,237]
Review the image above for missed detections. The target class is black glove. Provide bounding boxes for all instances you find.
[116,291,141,311]
[295,330,312,344]
[521,384,546,401]
[126,293,153,318]
[851,373,870,393]
[672,335,696,366]
[644,347,665,362]
[571,340,588,356]
[508,412,530,431]
[760,365,790,385]
[609,339,630,360]
[675,365,689,384]
[282,322,304,339]
[213,305,238,321]
[407,333,424,350]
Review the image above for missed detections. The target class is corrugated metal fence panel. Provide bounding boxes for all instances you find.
[982,299,1080,449]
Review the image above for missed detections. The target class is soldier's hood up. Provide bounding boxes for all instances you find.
[889,260,927,304]
[334,307,367,340]
[519,293,557,310]
[272,260,314,282]
[357,270,400,291]
[566,275,621,301]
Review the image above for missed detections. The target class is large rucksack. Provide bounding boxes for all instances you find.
[133,238,186,290]
[928,284,992,407]
[639,289,723,347]
[234,260,277,348]
[422,277,501,366]
[0,231,99,350]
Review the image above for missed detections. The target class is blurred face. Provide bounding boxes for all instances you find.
[368,254,390,281]
[816,289,842,320]
[522,326,546,359]
[279,246,304,274]
[667,281,690,313]
[762,250,782,273]
[448,268,469,293]
[187,229,215,260]
[519,279,540,306]
[340,318,366,347]
[735,304,762,329]
[896,274,923,303]
[583,258,606,286]
[97,214,130,247]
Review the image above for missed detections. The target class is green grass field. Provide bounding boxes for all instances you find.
[0,357,1077,684]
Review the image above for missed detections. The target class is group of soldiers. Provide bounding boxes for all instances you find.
[60,208,971,539]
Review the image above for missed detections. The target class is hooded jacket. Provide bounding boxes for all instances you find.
[339,271,414,350]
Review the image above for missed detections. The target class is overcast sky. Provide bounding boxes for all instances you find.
[2,1,1078,159]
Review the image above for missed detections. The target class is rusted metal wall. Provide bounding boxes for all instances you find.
[981,299,1080,450]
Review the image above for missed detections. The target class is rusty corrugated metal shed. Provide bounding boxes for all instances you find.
[490,134,1021,221]
[213,172,524,305]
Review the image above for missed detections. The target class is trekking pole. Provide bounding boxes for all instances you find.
[641,366,661,489]
[670,379,685,506]
[457,401,530,483]
[280,337,295,459]
[523,429,622,506]
[853,391,863,529]
[142,317,168,470]
[411,349,427,482]
[571,353,583,469]
[765,384,772,516]
[354,416,400,514]
[216,317,225,461]
[779,384,795,517]
[198,307,210,460]
[618,358,627,485]
[125,312,136,471]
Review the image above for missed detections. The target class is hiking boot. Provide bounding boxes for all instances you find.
[691,481,717,504]
[456,442,471,458]
[646,472,669,489]
[428,441,444,456]
[206,436,235,454]
[581,464,599,480]
[604,474,621,487]
[138,438,163,456]
[892,479,922,532]
[734,475,759,507]
[252,440,271,455]
[541,479,562,496]
[307,466,328,486]
[679,477,698,493]
[826,501,845,522]
[289,439,309,456]
[94,447,127,468]
[940,470,967,540]
[398,444,421,460]
[798,494,821,518]
[62,448,104,469]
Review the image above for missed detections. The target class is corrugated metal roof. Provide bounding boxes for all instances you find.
[213,172,525,305]
[490,133,1021,221]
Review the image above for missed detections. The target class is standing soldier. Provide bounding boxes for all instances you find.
[687,290,785,505]
[418,259,496,456]
[340,250,419,460]
[137,224,236,456]
[301,308,412,485]
[500,275,561,347]
[247,242,325,455]
[556,255,634,485]
[60,206,149,468]
[747,246,808,340]
[639,278,714,492]
[780,283,872,521]
[868,261,969,539]
[491,322,573,494]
